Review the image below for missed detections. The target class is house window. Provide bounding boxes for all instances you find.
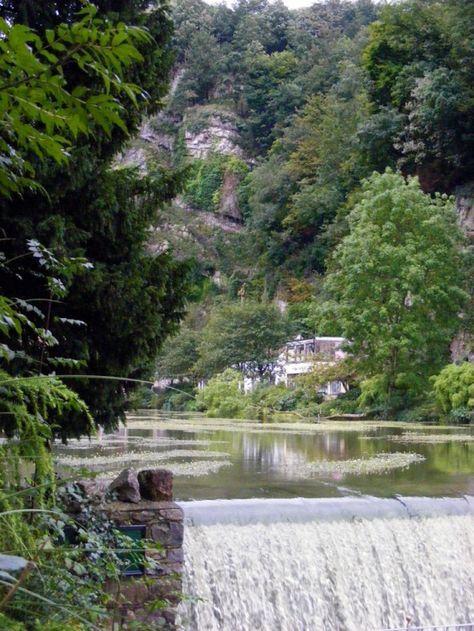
[330,381,342,394]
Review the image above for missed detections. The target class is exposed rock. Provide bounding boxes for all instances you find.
[183,111,243,159]
[456,182,474,241]
[76,479,109,502]
[218,170,242,222]
[138,468,174,501]
[115,146,148,173]
[451,331,474,363]
[139,119,174,152]
[108,468,141,503]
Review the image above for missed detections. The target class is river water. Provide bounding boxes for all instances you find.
[55,411,474,630]
[56,411,474,499]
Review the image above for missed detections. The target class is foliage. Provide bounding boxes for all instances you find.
[0,1,186,625]
[239,46,300,155]
[153,382,197,412]
[395,402,440,424]
[301,357,360,394]
[184,153,248,214]
[0,0,190,431]
[431,363,474,414]
[195,300,289,380]
[156,326,200,382]
[446,406,474,425]
[249,381,323,419]
[0,3,148,197]
[195,368,246,418]
[0,479,158,630]
[320,170,468,404]
[318,391,361,418]
[363,0,474,190]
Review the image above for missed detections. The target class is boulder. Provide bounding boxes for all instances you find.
[77,479,109,499]
[108,468,141,503]
[138,469,173,501]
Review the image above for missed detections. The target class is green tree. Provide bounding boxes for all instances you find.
[196,301,289,380]
[363,0,474,190]
[0,0,190,430]
[0,3,148,197]
[174,29,223,106]
[240,46,300,154]
[156,325,200,382]
[321,169,468,402]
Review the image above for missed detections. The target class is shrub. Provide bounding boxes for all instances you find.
[446,406,474,424]
[195,369,246,418]
[396,402,439,423]
[319,395,361,417]
[431,363,474,413]
[358,374,415,417]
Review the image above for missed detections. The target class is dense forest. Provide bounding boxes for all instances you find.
[0,0,473,626]
[148,0,473,420]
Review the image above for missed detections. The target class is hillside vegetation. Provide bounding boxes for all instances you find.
[150,0,473,420]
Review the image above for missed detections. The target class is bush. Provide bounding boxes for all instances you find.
[319,395,361,417]
[358,374,416,417]
[446,406,474,424]
[184,153,248,213]
[396,402,439,423]
[431,363,474,413]
[153,383,197,411]
[195,369,246,418]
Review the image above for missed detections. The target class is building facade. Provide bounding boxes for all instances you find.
[275,336,348,397]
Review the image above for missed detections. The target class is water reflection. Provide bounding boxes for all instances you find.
[54,411,474,500]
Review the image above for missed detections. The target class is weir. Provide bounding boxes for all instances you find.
[177,497,474,631]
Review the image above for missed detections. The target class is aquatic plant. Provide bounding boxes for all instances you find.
[280,452,425,477]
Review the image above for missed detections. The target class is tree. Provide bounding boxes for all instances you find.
[156,326,200,382]
[196,301,289,380]
[321,169,468,402]
[362,0,474,191]
[0,0,190,430]
[0,3,148,197]
[240,46,300,154]
[195,368,246,418]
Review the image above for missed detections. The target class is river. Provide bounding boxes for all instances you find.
[55,411,474,630]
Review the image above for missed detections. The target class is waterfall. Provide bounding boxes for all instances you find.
[178,497,474,631]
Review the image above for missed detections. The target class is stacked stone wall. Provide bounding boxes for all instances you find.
[102,498,184,629]
[72,468,184,630]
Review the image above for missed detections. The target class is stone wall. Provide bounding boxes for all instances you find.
[73,469,184,630]
[102,498,184,630]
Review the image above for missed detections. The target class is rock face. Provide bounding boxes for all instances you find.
[452,182,474,362]
[184,111,243,160]
[456,182,474,241]
[218,170,242,222]
[108,468,141,503]
[138,468,174,501]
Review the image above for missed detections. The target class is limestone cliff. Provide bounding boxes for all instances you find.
[183,106,243,160]
[452,182,474,362]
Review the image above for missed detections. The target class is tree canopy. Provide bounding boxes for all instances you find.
[0,0,190,432]
[321,169,468,399]
[196,301,289,380]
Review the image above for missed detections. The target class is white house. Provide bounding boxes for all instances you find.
[275,336,348,397]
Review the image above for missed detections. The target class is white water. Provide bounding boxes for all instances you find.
[179,498,474,631]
